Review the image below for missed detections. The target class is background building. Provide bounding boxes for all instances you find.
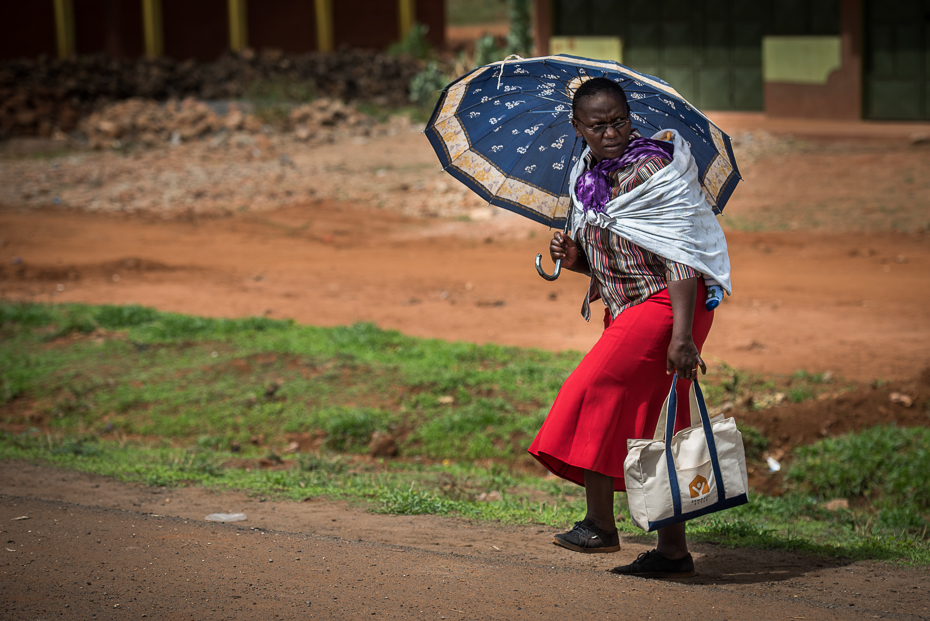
[0,0,445,62]
[4,1,928,121]
[533,0,930,120]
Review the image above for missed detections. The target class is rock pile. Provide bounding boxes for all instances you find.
[289,99,374,141]
[79,98,228,148]
[1,49,422,139]
[0,85,83,138]
[0,126,491,221]
[78,96,383,148]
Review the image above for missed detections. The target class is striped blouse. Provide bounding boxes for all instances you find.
[577,152,699,321]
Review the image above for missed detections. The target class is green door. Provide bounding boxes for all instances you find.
[865,0,930,119]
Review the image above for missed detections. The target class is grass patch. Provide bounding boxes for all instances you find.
[736,421,769,461]
[244,77,316,129]
[700,362,846,411]
[1,300,926,563]
[687,493,929,564]
[787,426,930,534]
[0,300,575,455]
[245,77,316,105]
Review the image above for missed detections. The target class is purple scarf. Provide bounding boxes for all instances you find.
[575,136,674,214]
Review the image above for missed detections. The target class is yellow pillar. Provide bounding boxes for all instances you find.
[53,0,76,59]
[228,0,248,52]
[314,0,334,52]
[398,0,415,40]
[141,0,164,57]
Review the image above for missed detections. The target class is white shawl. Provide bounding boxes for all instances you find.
[569,128,732,306]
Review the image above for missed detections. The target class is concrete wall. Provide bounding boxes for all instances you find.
[415,0,446,48]
[334,0,399,50]
[248,0,318,54]
[332,0,444,52]
[537,0,867,119]
[249,0,444,54]
[0,1,445,61]
[162,0,230,61]
[0,3,58,60]
[764,0,863,119]
[74,0,144,59]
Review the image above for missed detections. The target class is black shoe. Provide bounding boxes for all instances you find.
[609,549,695,578]
[552,519,621,554]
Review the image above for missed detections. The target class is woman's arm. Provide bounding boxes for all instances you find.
[549,231,591,275]
[666,277,705,381]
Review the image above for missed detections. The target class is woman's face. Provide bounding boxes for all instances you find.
[571,91,632,163]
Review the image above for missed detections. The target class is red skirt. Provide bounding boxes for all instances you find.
[528,283,714,491]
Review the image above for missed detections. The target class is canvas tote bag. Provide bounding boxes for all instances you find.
[623,375,749,532]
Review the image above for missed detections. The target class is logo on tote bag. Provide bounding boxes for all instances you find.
[689,475,710,499]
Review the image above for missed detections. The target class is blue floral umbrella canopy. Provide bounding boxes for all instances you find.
[425,54,741,229]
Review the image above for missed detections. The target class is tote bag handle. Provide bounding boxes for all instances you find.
[652,377,704,442]
[660,375,727,519]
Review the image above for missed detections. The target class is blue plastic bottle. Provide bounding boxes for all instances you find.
[705,284,724,311]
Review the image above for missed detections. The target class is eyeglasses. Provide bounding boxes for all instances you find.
[577,117,630,135]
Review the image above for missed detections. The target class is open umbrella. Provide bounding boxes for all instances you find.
[424,54,741,279]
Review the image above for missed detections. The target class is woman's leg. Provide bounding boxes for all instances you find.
[656,522,688,559]
[583,469,617,533]
[551,469,622,553]
[584,471,688,556]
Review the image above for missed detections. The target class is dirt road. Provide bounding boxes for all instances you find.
[2,200,928,382]
[3,464,929,620]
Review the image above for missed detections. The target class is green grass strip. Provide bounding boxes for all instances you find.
[1,300,927,563]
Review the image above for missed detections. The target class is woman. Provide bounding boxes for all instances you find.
[528,77,731,579]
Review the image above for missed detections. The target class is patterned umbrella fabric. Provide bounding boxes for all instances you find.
[425,54,741,229]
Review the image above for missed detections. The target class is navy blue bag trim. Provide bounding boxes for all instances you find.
[693,379,726,503]
[664,379,682,518]
[647,493,749,532]
[650,374,742,532]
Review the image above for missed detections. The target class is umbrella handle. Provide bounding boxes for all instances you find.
[535,254,561,281]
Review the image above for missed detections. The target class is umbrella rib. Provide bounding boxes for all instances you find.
[523,94,574,107]
[452,69,571,99]
[467,61,590,109]
[553,134,582,228]
[475,60,578,89]
[439,86,577,159]
[496,58,580,89]
[540,59,588,81]
[443,60,647,124]
[452,101,580,200]
[436,91,567,125]
[437,60,579,123]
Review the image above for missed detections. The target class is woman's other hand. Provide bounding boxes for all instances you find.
[666,277,706,381]
[550,232,588,273]
[667,336,706,382]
